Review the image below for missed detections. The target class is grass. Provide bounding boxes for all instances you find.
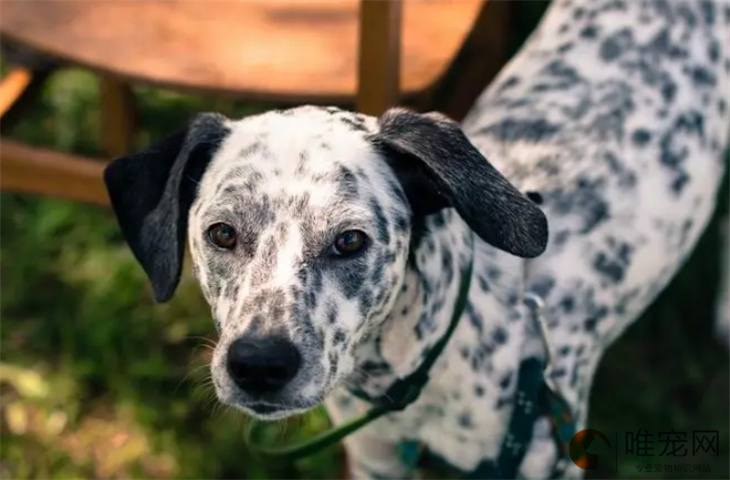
[1,2,728,477]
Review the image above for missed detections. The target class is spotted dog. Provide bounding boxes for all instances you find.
[104,0,730,478]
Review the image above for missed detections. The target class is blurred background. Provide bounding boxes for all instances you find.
[1,1,728,479]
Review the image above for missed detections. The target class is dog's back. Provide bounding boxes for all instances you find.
[464,0,730,344]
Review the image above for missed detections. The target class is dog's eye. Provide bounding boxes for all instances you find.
[208,223,237,249]
[332,230,368,256]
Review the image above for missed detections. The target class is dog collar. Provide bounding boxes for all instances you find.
[244,246,475,463]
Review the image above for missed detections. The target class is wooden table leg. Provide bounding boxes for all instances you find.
[356,0,402,117]
[99,76,136,157]
[0,139,109,206]
[414,0,516,122]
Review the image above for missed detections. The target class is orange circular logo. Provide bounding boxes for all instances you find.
[569,429,611,470]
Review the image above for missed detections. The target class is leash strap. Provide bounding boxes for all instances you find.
[465,357,546,479]
[245,249,474,462]
[464,289,576,479]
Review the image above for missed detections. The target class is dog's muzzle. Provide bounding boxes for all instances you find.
[226,335,301,395]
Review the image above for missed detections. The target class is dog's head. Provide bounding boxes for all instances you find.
[104,106,547,420]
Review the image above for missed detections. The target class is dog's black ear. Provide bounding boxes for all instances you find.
[372,108,548,258]
[103,112,230,302]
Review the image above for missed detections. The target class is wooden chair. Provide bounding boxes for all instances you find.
[0,0,515,206]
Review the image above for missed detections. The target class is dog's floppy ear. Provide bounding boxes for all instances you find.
[372,108,548,258]
[104,112,230,302]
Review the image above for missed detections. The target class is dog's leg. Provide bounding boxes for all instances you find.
[326,393,417,480]
[716,214,730,349]
[343,429,417,480]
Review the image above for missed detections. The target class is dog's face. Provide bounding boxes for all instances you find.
[187,107,411,417]
[104,106,547,420]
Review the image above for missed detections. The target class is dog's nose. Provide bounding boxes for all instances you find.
[226,336,301,394]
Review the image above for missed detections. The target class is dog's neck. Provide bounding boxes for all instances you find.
[349,208,534,401]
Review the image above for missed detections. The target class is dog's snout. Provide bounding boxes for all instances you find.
[226,336,301,394]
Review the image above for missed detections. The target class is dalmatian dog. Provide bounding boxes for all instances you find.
[104,0,730,478]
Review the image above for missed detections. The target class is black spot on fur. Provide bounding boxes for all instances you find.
[441,248,454,286]
[570,367,581,388]
[296,151,308,176]
[487,267,502,282]
[561,296,575,313]
[699,0,715,25]
[477,274,490,292]
[370,199,390,244]
[549,177,610,234]
[335,260,368,299]
[499,372,512,390]
[340,115,368,132]
[661,81,677,103]
[530,277,555,298]
[394,215,409,234]
[602,151,637,189]
[708,40,721,63]
[584,306,609,332]
[358,289,374,318]
[458,413,474,429]
[432,213,446,228]
[466,301,483,334]
[584,317,599,332]
[481,117,561,142]
[600,28,634,61]
[689,66,716,87]
[631,128,652,146]
[239,142,263,159]
[658,111,705,195]
[678,218,694,248]
[498,76,520,92]
[493,328,508,345]
[558,42,574,54]
[580,25,599,39]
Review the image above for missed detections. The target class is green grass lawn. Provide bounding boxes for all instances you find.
[1,4,728,477]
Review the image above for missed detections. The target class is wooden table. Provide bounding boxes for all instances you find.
[0,0,514,206]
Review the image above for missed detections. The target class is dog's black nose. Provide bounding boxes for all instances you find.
[226,336,301,394]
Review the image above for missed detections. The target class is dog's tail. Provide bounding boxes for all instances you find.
[715,214,730,349]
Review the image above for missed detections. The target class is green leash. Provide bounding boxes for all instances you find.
[245,250,475,462]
